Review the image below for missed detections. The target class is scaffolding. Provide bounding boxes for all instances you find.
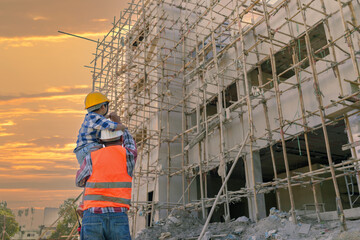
[89,0,360,237]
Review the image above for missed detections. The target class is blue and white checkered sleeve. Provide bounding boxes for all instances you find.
[89,114,118,131]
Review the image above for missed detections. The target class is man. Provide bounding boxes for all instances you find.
[76,126,137,240]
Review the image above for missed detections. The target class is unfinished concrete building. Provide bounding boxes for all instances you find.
[89,0,360,235]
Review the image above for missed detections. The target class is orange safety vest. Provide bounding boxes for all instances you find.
[84,145,132,210]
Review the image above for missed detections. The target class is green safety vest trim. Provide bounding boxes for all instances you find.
[86,182,132,189]
[84,195,131,205]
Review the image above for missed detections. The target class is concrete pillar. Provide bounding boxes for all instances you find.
[246,151,267,220]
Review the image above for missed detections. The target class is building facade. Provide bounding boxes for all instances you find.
[90,0,360,235]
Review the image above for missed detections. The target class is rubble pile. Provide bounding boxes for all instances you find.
[135,208,360,240]
[135,209,204,239]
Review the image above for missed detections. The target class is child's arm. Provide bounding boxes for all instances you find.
[109,112,128,131]
[88,113,119,131]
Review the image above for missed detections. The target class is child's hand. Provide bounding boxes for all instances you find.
[110,112,127,131]
[109,112,121,123]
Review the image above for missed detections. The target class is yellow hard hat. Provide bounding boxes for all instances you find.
[84,92,110,109]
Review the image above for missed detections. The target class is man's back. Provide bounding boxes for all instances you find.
[76,129,137,240]
[84,145,132,210]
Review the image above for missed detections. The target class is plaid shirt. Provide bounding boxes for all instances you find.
[76,129,137,213]
[74,112,118,152]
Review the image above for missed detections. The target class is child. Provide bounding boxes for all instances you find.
[74,92,126,165]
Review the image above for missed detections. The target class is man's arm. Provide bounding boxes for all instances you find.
[75,154,93,187]
[123,129,137,177]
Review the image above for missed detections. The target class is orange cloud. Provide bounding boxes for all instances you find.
[0,142,35,148]
[0,173,74,179]
[64,143,77,150]
[54,165,78,170]
[0,120,15,127]
[45,88,64,93]
[0,189,82,208]
[0,85,90,115]
[7,42,35,48]
[0,108,84,119]
[0,139,81,207]
[0,149,74,161]
[0,32,108,48]
[6,160,54,165]
[0,188,29,192]
[12,165,45,170]
[92,18,108,22]
[0,140,76,163]
[0,189,79,193]
[32,16,48,21]
[45,85,90,93]
[0,120,16,137]
[0,93,87,106]
[0,133,15,137]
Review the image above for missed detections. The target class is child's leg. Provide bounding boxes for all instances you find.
[75,143,103,165]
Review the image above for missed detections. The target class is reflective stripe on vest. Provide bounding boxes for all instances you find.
[84,195,131,205]
[83,145,132,210]
[86,182,132,189]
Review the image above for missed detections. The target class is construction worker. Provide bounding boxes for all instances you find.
[76,128,137,240]
[74,92,127,165]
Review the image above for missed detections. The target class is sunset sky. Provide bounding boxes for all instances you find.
[0,0,128,209]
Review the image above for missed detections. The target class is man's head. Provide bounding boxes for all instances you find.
[85,92,110,116]
[100,129,123,146]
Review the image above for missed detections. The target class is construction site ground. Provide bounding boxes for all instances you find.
[135,208,360,240]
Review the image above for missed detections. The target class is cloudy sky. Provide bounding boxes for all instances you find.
[0,0,128,209]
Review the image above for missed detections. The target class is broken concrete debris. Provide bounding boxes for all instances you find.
[201,231,211,240]
[159,232,172,240]
[265,229,277,239]
[235,216,249,223]
[298,223,311,235]
[135,209,360,240]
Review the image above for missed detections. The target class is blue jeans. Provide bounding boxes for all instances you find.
[75,143,103,165]
[81,211,131,240]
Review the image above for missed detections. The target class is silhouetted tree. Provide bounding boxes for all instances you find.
[24,208,29,217]
[0,201,19,240]
[30,207,35,228]
[49,198,78,239]
[17,210,23,217]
